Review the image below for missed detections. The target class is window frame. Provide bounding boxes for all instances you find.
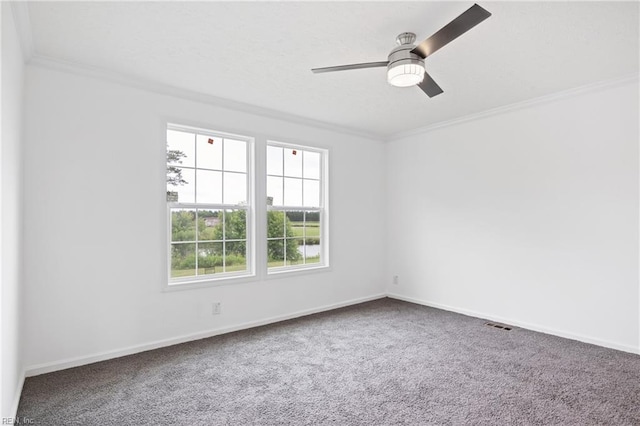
[166,123,255,287]
[265,140,329,274]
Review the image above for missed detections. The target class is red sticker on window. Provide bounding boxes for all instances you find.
[208,138,214,144]
[292,150,297,155]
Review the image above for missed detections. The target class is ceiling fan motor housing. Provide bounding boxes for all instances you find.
[387,32,425,87]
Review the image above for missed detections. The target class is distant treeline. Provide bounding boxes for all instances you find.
[285,211,320,222]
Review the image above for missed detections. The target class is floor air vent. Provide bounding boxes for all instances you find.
[485,322,512,331]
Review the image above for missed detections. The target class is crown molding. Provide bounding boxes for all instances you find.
[10,1,34,62]
[23,45,638,144]
[385,73,640,142]
[27,54,385,143]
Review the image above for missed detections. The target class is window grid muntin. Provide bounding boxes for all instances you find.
[266,146,322,209]
[266,141,326,272]
[169,205,249,278]
[167,128,249,206]
[167,123,252,284]
[266,208,322,267]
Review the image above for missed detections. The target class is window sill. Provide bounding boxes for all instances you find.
[265,264,331,280]
[163,272,256,292]
[163,264,332,292]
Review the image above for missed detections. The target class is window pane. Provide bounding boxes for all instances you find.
[305,210,320,223]
[196,170,222,204]
[167,167,194,203]
[198,209,222,241]
[224,139,246,173]
[304,212,321,264]
[303,180,320,207]
[284,148,302,177]
[267,210,286,238]
[171,243,195,278]
[284,178,302,206]
[303,151,320,179]
[167,129,195,168]
[267,176,283,206]
[303,213,320,241]
[267,239,285,268]
[225,210,247,240]
[171,209,196,242]
[196,134,222,170]
[223,172,247,205]
[225,241,247,273]
[286,211,305,239]
[287,238,304,266]
[198,242,223,275]
[267,145,283,176]
[304,238,321,264]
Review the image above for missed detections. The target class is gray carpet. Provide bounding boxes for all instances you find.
[17,298,640,425]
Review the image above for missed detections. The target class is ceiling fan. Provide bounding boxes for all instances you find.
[311,3,491,98]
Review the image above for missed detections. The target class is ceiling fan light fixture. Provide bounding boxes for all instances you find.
[387,62,425,87]
[386,33,426,88]
[311,4,492,97]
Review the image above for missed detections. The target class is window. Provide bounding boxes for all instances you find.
[266,142,328,271]
[166,124,253,284]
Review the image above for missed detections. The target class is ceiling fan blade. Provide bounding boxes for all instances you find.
[311,61,389,73]
[412,4,491,59]
[417,71,444,97]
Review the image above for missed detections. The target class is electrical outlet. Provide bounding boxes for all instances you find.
[393,275,399,285]
[212,302,221,315]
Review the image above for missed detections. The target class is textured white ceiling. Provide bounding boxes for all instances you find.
[27,1,639,138]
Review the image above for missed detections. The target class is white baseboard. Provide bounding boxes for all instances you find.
[9,370,25,420]
[25,293,386,377]
[387,293,640,355]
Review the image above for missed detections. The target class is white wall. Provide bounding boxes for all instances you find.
[22,65,387,372]
[1,2,25,419]
[387,79,640,353]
